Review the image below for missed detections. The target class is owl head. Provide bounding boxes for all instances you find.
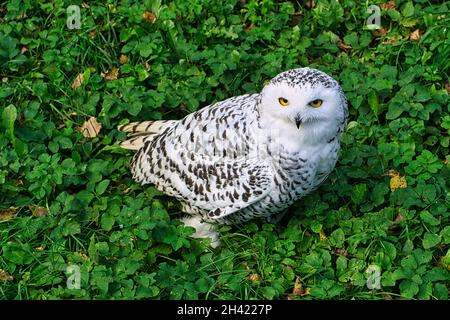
[258,67,348,145]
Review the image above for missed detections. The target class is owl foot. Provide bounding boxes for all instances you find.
[181,216,220,248]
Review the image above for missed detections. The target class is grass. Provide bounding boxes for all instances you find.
[0,0,449,300]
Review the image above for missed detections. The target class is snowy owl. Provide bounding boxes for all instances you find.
[118,67,348,247]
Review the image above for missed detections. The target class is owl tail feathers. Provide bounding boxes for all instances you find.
[117,120,176,150]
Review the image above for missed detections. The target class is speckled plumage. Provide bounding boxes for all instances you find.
[119,67,348,244]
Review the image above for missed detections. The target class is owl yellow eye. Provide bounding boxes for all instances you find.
[278,97,289,106]
[309,99,323,108]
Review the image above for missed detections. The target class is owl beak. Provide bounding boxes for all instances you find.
[295,116,302,129]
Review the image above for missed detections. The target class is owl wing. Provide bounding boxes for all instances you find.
[170,155,274,219]
[131,93,274,218]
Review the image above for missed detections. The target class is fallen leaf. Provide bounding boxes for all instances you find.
[334,248,348,256]
[245,23,255,33]
[79,117,102,138]
[81,2,90,8]
[143,11,156,23]
[372,27,388,37]
[72,73,84,89]
[380,1,396,11]
[446,83,450,94]
[119,54,128,64]
[0,207,19,222]
[35,246,45,251]
[144,61,151,71]
[319,229,327,241]
[409,29,421,41]
[123,187,131,194]
[387,169,407,192]
[305,0,316,9]
[29,205,48,218]
[21,46,28,54]
[336,41,352,51]
[0,269,13,282]
[248,273,261,282]
[89,30,97,38]
[287,277,310,300]
[292,277,303,295]
[101,67,119,81]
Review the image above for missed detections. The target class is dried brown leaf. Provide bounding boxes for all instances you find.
[380,1,396,11]
[72,73,84,89]
[119,54,128,65]
[248,273,261,282]
[143,11,156,23]
[292,277,304,296]
[245,23,255,33]
[445,83,450,94]
[409,29,421,41]
[0,207,19,222]
[287,277,310,300]
[394,213,403,223]
[101,67,119,81]
[372,27,388,37]
[0,269,13,282]
[80,117,102,138]
[334,248,348,256]
[29,205,48,218]
[336,41,352,51]
[305,0,316,9]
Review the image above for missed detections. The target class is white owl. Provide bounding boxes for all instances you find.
[119,67,348,247]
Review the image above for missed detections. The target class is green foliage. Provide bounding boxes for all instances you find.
[0,0,449,300]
